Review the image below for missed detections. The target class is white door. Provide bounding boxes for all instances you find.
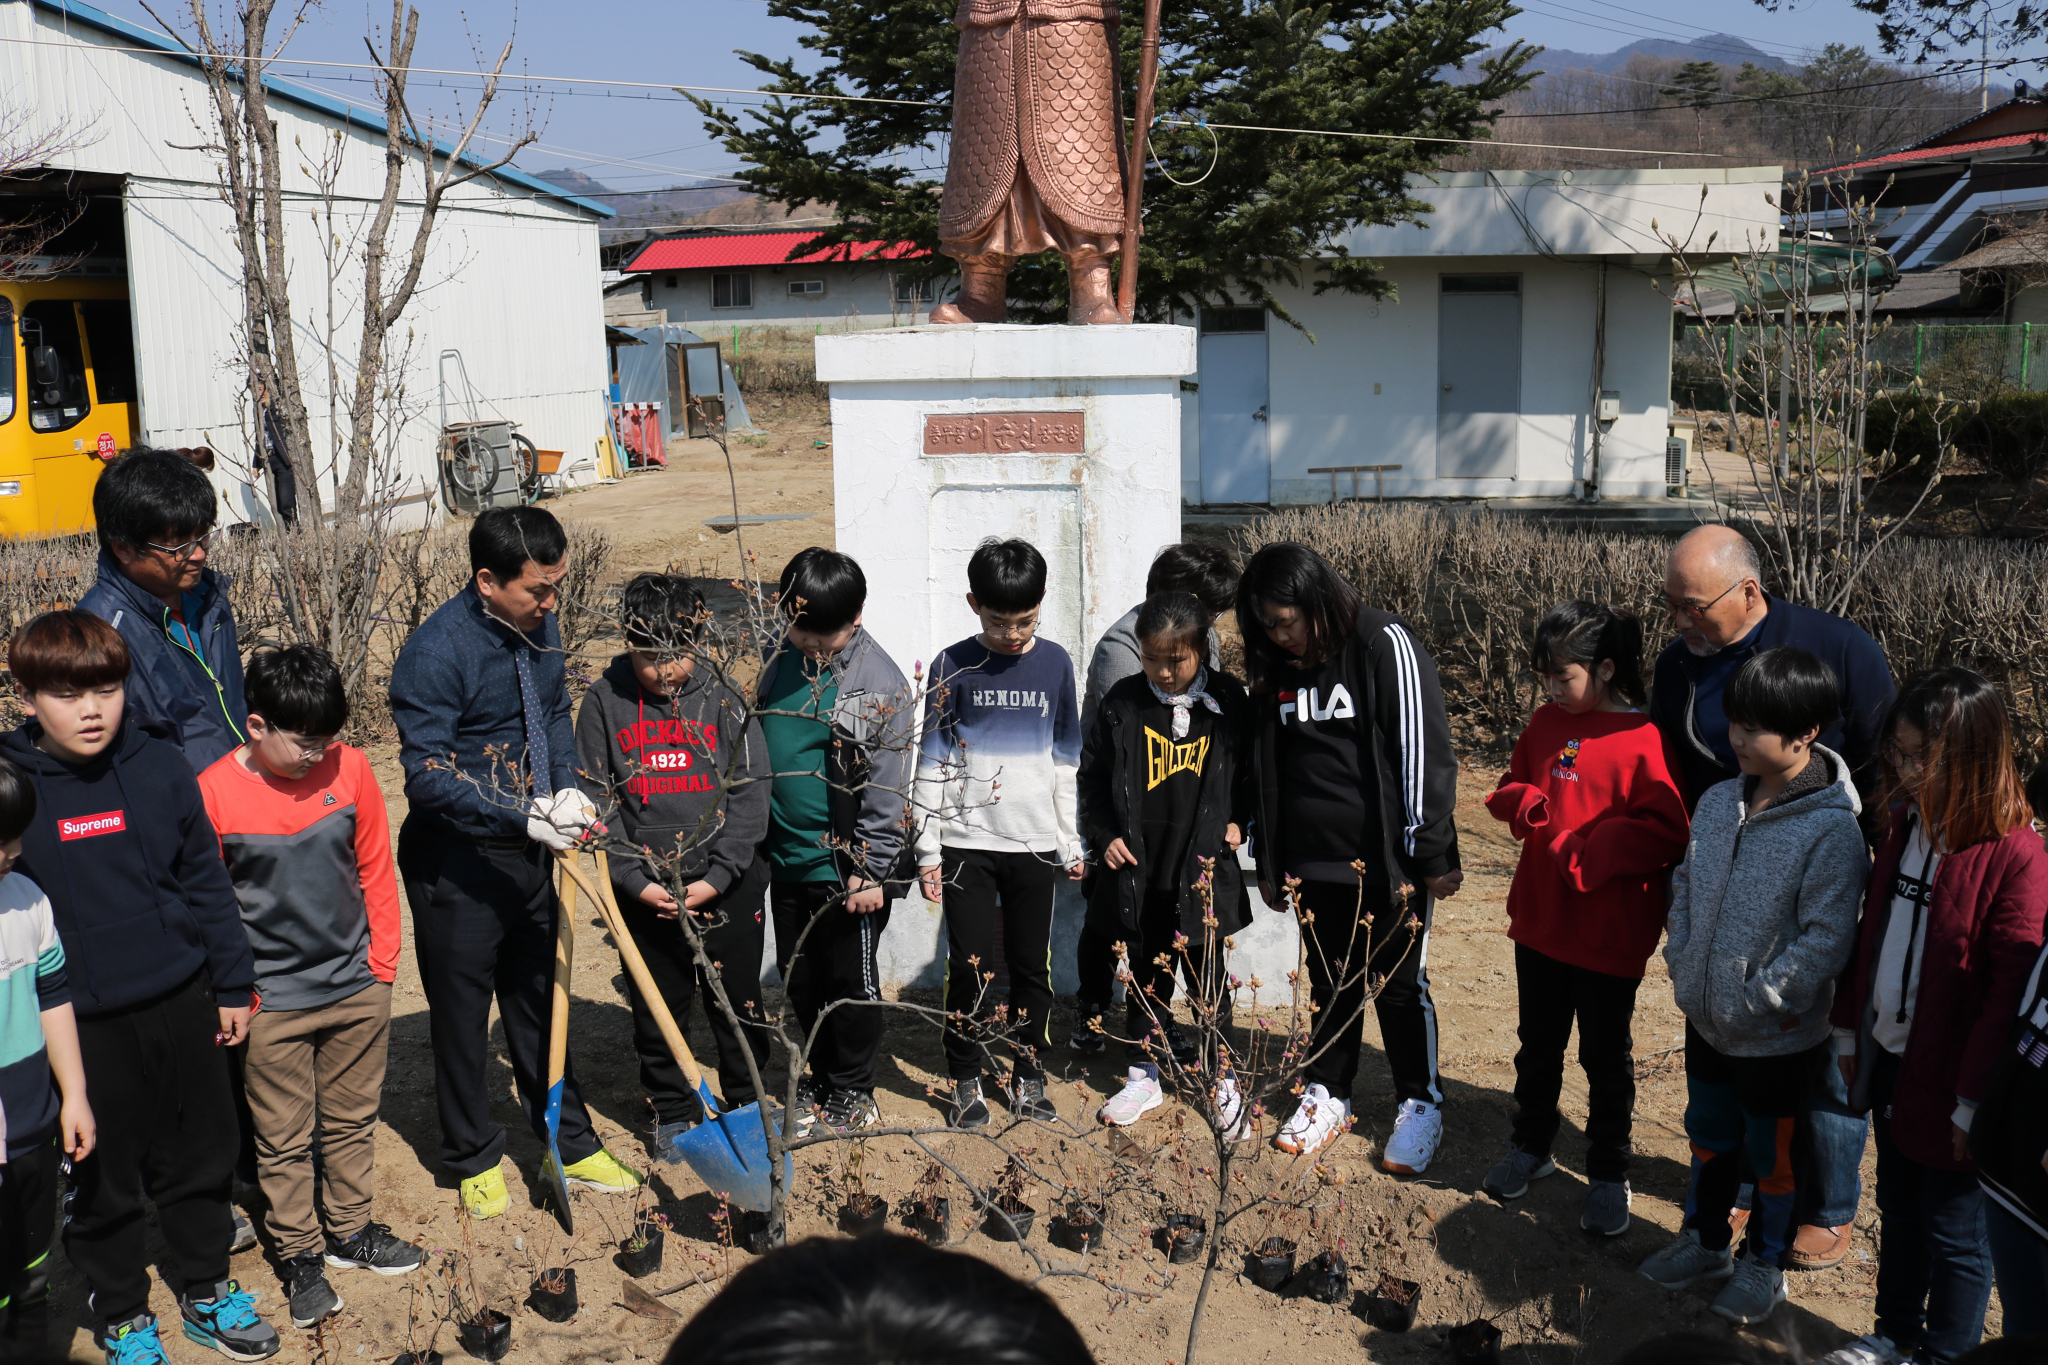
[1198,308,1269,504]
[1436,275,1521,479]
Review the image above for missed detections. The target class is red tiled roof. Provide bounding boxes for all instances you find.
[623,231,924,272]
[1816,131,2048,174]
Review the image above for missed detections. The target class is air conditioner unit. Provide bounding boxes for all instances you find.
[1667,418,1698,495]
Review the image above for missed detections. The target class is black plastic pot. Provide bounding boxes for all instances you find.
[1287,1250,1348,1304]
[982,1201,1037,1242]
[742,1209,779,1256]
[526,1269,578,1323]
[1052,1202,1107,1253]
[394,1353,443,1365]
[455,1313,511,1362]
[906,1196,951,1247]
[1155,1213,1207,1265]
[839,1196,890,1237]
[617,1229,665,1278]
[1248,1237,1296,1291]
[1362,1272,1420,1330]
[1446,1318,1503,1364]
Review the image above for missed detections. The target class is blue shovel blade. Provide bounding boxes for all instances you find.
[542,1080,574,1228]
[671,1079,787,1212]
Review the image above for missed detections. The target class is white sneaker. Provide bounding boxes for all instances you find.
[1215,1076,1251,1142]
[1815,1335,1908,1365]
[1380,1098,1443,1175]
[1273,1083,1351,1157]
[1097,1068,1165,1127]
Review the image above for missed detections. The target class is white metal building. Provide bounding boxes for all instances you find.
[2,0,612,524]
[1180,167,1784,505]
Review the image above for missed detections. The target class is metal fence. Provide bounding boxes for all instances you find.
[1674,321,2048,411]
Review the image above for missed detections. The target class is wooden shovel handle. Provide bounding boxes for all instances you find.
[554,851,708,1094]
[548,862,575,1088]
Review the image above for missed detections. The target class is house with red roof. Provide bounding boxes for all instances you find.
[1809,89,2048,321]
[617,228,948,329]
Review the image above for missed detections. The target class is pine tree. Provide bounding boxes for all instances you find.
[690,0,1535,327]
[1660,59,1723,153]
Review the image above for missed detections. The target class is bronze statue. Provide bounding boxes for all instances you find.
[928,0,1130,325]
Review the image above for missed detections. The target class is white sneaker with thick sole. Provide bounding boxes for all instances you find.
[1098,1069,1164,1127]
[1380,1098,1443,1175]
[1273,1083,1351,1157]
[1214,1076,1252,1142]
[1815,1335,1908,1365]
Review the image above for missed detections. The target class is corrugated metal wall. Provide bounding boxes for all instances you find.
[4,1,607,524]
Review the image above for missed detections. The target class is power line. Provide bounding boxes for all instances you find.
[1494,55,2029,118]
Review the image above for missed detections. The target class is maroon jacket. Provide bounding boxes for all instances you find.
[1832,807,2048,1171]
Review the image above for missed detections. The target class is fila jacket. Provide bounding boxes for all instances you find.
[1247,604,1460,904]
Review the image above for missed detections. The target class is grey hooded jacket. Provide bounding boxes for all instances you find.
[1664,745,1869,1058]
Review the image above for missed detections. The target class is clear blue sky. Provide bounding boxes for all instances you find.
[120,0,1987,193]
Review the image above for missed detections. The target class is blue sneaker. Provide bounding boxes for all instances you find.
[99,1314,169,1365]
[178,1279,281,1361]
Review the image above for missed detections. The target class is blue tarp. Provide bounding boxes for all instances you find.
[609,325,754,434]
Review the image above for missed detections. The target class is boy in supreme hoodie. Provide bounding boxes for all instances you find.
[3,610,278,1365]
[1640,647,1868,1330]
[576,575,771,1158]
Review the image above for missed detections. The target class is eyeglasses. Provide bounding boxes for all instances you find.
[275,733,338,761]
[984,616,1039,640]
[145,531,214,563]
[1884,741,1924,770]
[1664,577,1748,622]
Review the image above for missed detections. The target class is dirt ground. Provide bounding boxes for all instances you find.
[37,408,1929,1364]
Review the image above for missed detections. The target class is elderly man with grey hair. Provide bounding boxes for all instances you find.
[1647,522,1894,1277]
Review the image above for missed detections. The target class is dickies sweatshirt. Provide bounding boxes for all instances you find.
[1,715,255,1017]
[198,744,402,1013]
[914,636,1083,865]
[575,655,771,903]
[1485,705,1690,978]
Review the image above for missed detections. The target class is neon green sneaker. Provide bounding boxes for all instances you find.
[555,1148,643,1194]
[459,1165,509,1219]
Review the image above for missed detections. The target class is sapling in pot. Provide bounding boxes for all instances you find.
[902,1160,951,1246]
[1249,1236,1297,1291]
[524,1267,578,1323]
[1363,1267,1421,1330]
[837,1138,889,1236]
[452,1212,513,1360]
[618,1210,668,1278]
[982,1153,1037,1242]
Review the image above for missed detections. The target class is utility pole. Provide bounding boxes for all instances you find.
[1982,0,1992,112]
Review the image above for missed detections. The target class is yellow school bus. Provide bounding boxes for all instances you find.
[0,278,137,538]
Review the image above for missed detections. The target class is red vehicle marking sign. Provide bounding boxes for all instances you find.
[96,432,118,459]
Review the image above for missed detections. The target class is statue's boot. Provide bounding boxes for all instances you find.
[1066,251,1122,325]
[929,257,1010,324]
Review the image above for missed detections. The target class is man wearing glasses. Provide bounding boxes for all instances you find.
[389,506,643,1220]
[80,448,250,772]
[1648,522,1894,1276]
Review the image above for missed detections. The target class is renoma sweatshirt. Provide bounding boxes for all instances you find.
[1,716,255,1017]
[575,655,770,903]
[914,636,1083,866]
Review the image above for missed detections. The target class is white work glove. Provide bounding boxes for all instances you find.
[527,789,598,851]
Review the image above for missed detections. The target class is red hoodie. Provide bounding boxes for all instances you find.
[1485,705,1690,978]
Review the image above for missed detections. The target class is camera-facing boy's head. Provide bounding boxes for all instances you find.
[661,1235,1094,1365]
[1725,647,1839,744]
[622,573,706,695]
[243,645,349,781]
[95,448,221,605]
[779,548,866,657]
[966,538,1046,657]
[10,610,131,764]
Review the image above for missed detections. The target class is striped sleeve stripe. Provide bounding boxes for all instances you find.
[1383,623,1425,857]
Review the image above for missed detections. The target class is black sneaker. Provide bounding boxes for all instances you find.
[283,1256,342,1330]
[3,1297,50,1354]
[1067,1006,1108,1055]
[1166,1023,1197,1069]
[819,1088,880,1134]
[792,1077,825,1138]
[178,1277,283,1360]
[952,1077,990,1129]
[324,1221,425,1275]
[1011,1077,1058,1122]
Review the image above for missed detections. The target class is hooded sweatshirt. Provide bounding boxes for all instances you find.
[1664,745,1868,1058]
[2,716,255,1017]
[575,655,771,904]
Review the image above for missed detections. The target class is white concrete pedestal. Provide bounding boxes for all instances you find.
[809,323,1195,993]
